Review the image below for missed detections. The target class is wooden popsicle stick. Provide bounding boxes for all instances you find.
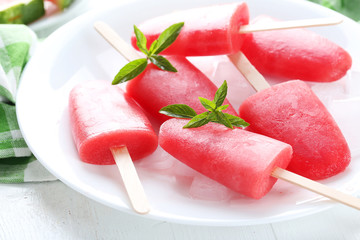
[94,22,150,214]
[94,21,141,62]
[228,52,270,92]
[239,17,343,33]
[110,146,150,214]
[272,168,360,210]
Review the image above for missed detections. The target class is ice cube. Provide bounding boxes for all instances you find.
[189,174,232,202]
[328,97,360,157]
[212,61,256,111]
[172,161,199,186]
[187,56,223,79]
[346,70,360,97]
[136,146,176,173]
[310,76,348,107]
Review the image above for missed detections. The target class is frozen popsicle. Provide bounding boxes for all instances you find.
[69,80,157,214]
[241,16,352,82]
[69,81,158,165]
[159,118,293,199]
[130,3,342,57]
[239,80,351,180]
[94,22,238,124]
[131,2,249,56]
[159,119,360,210]
[127,56,237,123]
[229,52,351,180]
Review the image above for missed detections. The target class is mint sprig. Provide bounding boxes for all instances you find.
[112,22,184,85]
[159,80,250,129]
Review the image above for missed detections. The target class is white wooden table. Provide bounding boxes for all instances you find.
[0,181,359,239]
[3,0,359,239]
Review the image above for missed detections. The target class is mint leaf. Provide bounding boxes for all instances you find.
[198,97,216,111]
[113,22,184,84]
[214,80,228,107]
[134,25,148,55]
[223,113,250,128]
[217,105,229,111]
[159,80,250,129]
[149,55,177,72]
[213,111,233,129]
[183,112,210,128]
[112,58,147,84]
[159,104,197,118]
[150,22,184,55]
[149,39,158,55]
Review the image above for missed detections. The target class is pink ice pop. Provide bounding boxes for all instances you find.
[126,56,237,123]
[159,118,293,199]
[130,2,249,56]
[241,16,352,82]
[69,80,158,165]
[239,80,351,180]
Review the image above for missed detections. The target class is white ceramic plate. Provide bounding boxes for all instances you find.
[17,0,360,226]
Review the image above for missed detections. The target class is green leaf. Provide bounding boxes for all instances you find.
[223,113,250,128]
[183,112,210,128]
[151,22,184,55]
[208,112,249,129]
[217,104,229,111]
[112,58,148,85]
[198,97,216,111]
[213,111,233,129]
[214,80,228,107]
[149,55,177,72]
[134,25,149,55]
[149,39,158,55]
[159,104,197,118]
[159,79,250,129]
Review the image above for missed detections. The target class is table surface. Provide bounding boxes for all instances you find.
[1,181,360,240]
[3,0,360,239]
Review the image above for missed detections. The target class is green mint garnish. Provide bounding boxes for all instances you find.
[149,22,184,55]
[112,22,184,85]
[159,104,197,118]
[113,58,148,85]
[159,80,250,129]
[149,55,177,72]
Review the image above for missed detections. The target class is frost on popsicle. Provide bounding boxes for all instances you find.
[160,80,249,129]
[112,22,184,85]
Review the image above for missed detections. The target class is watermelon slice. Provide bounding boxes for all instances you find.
[0,0,45,24]
[44,0,73,10]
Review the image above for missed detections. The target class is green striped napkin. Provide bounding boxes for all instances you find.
[0,24,56,183]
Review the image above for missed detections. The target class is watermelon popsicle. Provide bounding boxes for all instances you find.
[241,16,352,82]
[229,52,351,180]
[94,22,238,124]
[130,3,342,58]
[69,80,158,214]
[160,118,293,199]
[126,56,237,123]
[131,2,249,56]
[239,80,351,180]
[159,118,360,209]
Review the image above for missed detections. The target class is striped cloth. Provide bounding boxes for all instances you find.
[0,24,56,183]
